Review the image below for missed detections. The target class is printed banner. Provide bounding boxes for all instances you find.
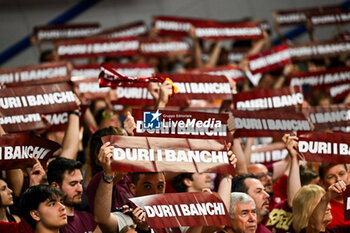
[73,78,110,100]
[0,113,47,133]
[0,133,60,170]
[139,37,190,57]
[0,61,71,87]
[344,184,350,221]
[185,65,246,83]
[0,82,78,116]
[232,86,304,111]
[250,142,288,165]
[231,109,312,138]
[153,15,216,37]
[72,78,155,104]
[132,109,231,141]
[34,23,101,41]
[130,192,231,228]
[44,105,86,133]
[298,132,350,164]
[71,63,155,81]
[75,73,232,106]
[308,10,350,26]
[193,21,263,40]
[288,41,350,61]
[308,104,350,130]
[274,5,342,26]
[328,82,350,103]
[55,37,139,59]
[168,73,233,102]
[248,44,291,75]
[92,21,148,39]
[288,66,350,88]
[98,63,165,87]
[111,73,232,106]
[102,135,235,174]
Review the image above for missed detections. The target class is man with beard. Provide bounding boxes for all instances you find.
[231,174,271,233]
[47,157,101,233]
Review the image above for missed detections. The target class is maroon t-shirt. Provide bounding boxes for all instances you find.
[0,218,34,233]
[266,199,295,233]
[272,174,288,204]
[257,223,272,233]
[60,210,97,233]
[86,172,133,214]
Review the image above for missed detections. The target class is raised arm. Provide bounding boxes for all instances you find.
[5,169,24,197]
[155,80,173,109]
[217,146,237,210]
[94,141,120,233]
[243,137,255,166]
[283,134,301,207]
[29,157,46,186]
[232,138,248,174]
[203,41,223,68]
[59,109,80,159]
[306,180,346,233]
[123,112,136,136]
[0,123,5,135]
[189,25,204,68]
[60,92,81,159]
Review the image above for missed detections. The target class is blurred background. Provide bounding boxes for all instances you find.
[0,0,347,68]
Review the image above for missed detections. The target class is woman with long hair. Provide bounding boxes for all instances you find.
[293,181,350,233]
[0,178,20,223]
[293,184,326,233]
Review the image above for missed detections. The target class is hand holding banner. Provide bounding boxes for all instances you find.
[0,83,78,116]
[250,142,288,165]
[0,61,70,87]
[185,65,246,83]
[0,133,60,170]
[130,192,231,229]
[307,104,350,131]
[248,44,291,75]
[34,23,101,42]
[231,108,312,138]
[298,132,350,164]
[288,66,350,88]
[91,21,148,39]
[102,135,235,174]
[71,63,155,81]
[233,86,304,111]
[55,37,139,59]
[274,5,341,26]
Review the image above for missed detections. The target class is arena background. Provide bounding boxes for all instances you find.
[0,0,347,68]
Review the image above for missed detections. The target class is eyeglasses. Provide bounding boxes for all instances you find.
[256,172,272,180]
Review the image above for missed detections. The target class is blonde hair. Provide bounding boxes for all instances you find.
[292,184,326,233]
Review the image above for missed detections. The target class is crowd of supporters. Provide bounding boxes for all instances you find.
[1,3,350,233]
